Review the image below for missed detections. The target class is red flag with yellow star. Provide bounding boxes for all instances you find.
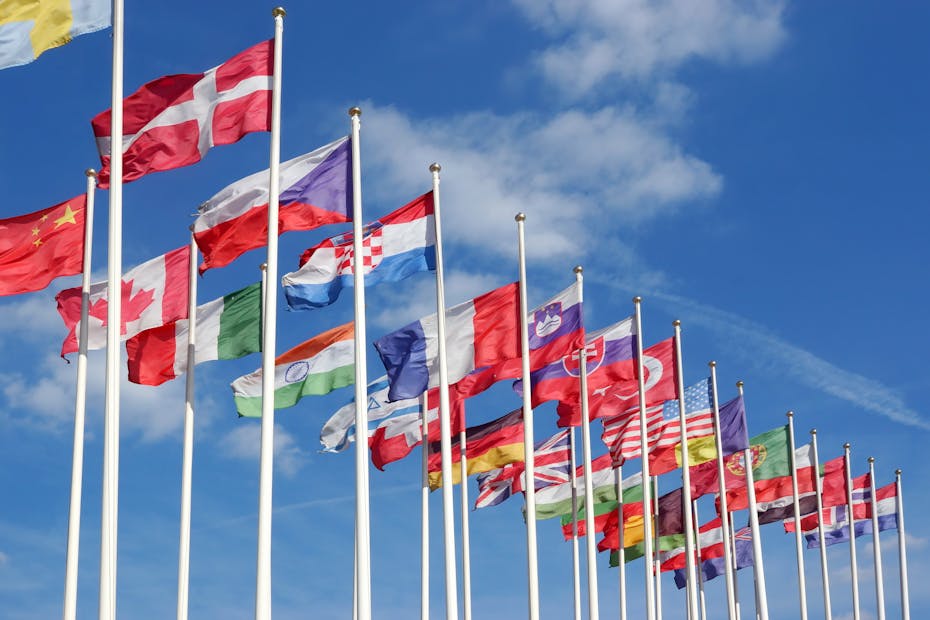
[0,196,85,296]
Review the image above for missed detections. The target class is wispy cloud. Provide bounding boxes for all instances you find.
[217,423,308,477]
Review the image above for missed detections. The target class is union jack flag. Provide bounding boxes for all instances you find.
[474,429,572,509]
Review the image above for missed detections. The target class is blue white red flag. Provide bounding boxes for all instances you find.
[673,525,754,589]
[283,192,435,310]
[785,478,898,548]
[319,376,420,453]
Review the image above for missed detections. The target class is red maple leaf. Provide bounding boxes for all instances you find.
[88,279,156,335]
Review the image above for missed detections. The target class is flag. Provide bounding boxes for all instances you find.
[91,40,273,187]
[0,196,85,296]
[55,245,190,356]
[474,430,571,509]
[645,378,714,474]
[673,525,754,589]
[612,533,687,568]
[231,322,354,417]
[800,482,898,548]
[426,408,525,490]
[320,376,421,453]
[0,0,109,70]
[535,454,641,520]
[659,517,726,572]
[194,137,351,272]
[656,487,685,537]
[756,443,819,524]
[597,509,647,551]
[283,192,435,309]
[560,501,619,539]
[684,395,749,497]
[819,455,849,508]
[375,281,583,401]
[784,471,874,540]
[125,281,261,386]
[691,423,788,499]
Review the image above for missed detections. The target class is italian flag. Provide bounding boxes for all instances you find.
[232,322,355,417]
[126,282,262,386]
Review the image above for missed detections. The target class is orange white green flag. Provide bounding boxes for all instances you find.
[0,0,110,70]
[231,322,355,417]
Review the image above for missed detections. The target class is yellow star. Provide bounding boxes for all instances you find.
[54,205,80,228]
[40,214,49,222]
[33,238,42,248]
[32,226,40,236]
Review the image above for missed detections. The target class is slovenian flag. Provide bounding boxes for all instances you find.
[282,192,435,310]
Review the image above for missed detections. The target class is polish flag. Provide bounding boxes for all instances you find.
[91,40,273,187]
[55,246,190,356]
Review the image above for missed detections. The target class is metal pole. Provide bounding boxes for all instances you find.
[810,430,832,620]
[632,297,656,620]
[895,470,909,620]
[569,428,582,620]
[786,412,808,620]
[460,430,472,620]
[653,476,663,620]
[616,465,627,620]
[867,458,885,620]
[708,362,737,619]
[844,444,861,620]
[735,381,767,620]
[421,393,430,620]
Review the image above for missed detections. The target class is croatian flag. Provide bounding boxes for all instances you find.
[374,281,583,401]
[282,192,435,310]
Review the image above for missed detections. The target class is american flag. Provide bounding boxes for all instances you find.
[601,378,713,464]
[474,429,572,509]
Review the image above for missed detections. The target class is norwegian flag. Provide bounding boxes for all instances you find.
[474,429,572,509]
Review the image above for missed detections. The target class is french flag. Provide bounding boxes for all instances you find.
[282,191,435,310]
[374,281,583,402]
[193,136,351,272]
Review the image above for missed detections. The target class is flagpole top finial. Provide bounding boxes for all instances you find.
[85,168,96,177]
[786,410,794,418]
[349,107,362,117]
[633,296,642,304]
[429,162,441,173]
[736,380,744,388]
[708,360,716,368]
[573,265,583,274]
[868,456,875,463]
[896,468,902,475]
[272,7,286,17]
[260,263,267,272]
[844,442,851,449]
[672,319,681,327]
[810,428,817,435]
[515,213,526,222]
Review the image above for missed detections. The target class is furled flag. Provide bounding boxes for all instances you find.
[536,454,642,521]
[56,245,190,356]
[0,196,85,296]
[283,192,435,310]
[673,525,754,589]
[601,375,709,467]
[692,424,790,502]
[644,378,714,475]
[0,0,109,70]
[791,481,898,549]
[375,281,583,401]
[194,137,351,272]
[756,443,819,524]
[682,394,749,497]
[473,430,571,509]
[320,376,421,453]
[231,322,354,417]
[91,40,273,187]
[125,282,261,386]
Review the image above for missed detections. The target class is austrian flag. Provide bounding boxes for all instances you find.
[91,40,273,187]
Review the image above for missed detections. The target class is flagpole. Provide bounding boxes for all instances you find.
[616,465,627,620]
[786,412,808,620]
[653,476,663,620]
[729,517,742,620]
[894,469,909,620]
[254,9,285,620]
[708,362,737,619]
[176,234,198,620]
[867,457,886,620]
[735,381,768,620]
[672,321,699,620]
[574,265,600,620]
[99,0,124,615]
[809,429,833,620]
[460,430,473,620]
[421,392,430,620]
[515,213,540,620]
[63,169,97,620]
[632,297,656,620]
[843,443,861,620]
[692,501,707,620]
[569,428,582,620]
[429,163,459,620]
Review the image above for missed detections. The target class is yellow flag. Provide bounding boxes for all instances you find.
[0,0,109,70]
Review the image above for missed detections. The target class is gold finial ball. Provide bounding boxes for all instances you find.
[868,456,875,463]
[429,162,441,173]
[272,7,286,17]
[844,442,851,449]
[85,168,97,177]
[260,263,268,271]
[673,319,681,327]
[786,410,794,418]
[573,265,583,274]
[896,468,902,475]
[632,296,642,304]
[708,360,716,368]
[810,428,817,435]
[736,380,744,388]
[515,213,526,222]
[349,106,362,117]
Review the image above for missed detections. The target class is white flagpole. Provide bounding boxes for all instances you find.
[63,169,97,620]
[729,517,742,620]
[460,430,473,620]
[867,457,886,620]
[844,443,861,620]
[515,213,540,620]
[574,265,600,620]
[421,392,430,620]
[708,362,737,619]
[735,381,768,620]
[809,429,833,620]
[255,10,285,620]
[653,476,663,620]
[429,163,459,620]
[569,428,582,620]
[616,465,627,620]
[672,321,699,620]
[176,235,198,620]
[100,0,124,615]
[632,297,656,620]
[894,469,909,620]
[348,103,372,620]
[786,412,808,620]
[692,501,707,620]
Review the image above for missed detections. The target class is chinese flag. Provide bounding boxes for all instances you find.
[0,196,86,296]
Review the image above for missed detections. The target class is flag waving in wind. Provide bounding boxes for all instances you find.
[0,0,110,70]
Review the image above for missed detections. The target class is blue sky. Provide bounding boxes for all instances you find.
[0,1,927,618]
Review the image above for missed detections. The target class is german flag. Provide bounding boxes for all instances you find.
[427,408,524,490]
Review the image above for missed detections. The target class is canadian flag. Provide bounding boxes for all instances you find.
[55,246,190,356]
[91,40,273,188]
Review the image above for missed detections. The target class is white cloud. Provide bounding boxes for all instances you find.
[217,423,307,477]
[0,551,7,566]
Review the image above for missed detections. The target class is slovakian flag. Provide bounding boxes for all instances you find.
[0,196,85,296]
[283,191,435,310]
[194,136,351,272]
[125,281,262,386]
[374,281,583,402]
[92,40,272,187]
[55,245,190,356]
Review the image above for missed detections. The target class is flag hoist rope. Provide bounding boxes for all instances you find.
[735,381,768,620]
[786,412,809,620]
[63,169,96,620]
[809,429,832,620]
[867,457,886,620]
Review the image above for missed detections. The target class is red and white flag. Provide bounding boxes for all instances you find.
[91,40,273,187]
[55,246,190,356]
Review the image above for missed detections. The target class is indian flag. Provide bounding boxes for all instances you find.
[232,322,354,417]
